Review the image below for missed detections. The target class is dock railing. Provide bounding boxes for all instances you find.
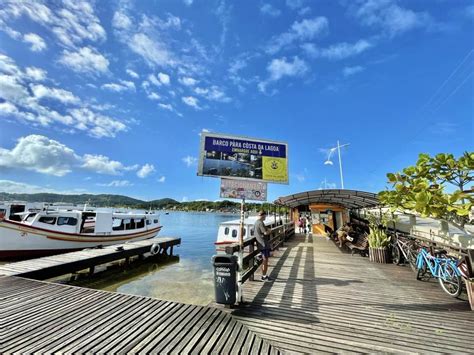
[225,222,294,285]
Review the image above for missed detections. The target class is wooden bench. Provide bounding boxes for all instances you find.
[345,234,368,256]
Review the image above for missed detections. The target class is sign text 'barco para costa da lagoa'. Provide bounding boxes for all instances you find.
[198,132,288,184]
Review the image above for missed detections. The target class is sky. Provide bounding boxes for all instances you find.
[0,0,473,203]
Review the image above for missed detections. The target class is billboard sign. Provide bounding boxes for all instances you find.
[220,178,267,201]
[198,132,289,184]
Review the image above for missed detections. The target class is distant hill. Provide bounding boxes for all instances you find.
[0,192,179,208]
[0,193,277,212]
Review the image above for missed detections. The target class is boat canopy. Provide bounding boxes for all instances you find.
[274,189,379,209]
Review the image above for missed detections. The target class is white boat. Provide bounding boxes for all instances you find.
[0,205,162,259]
[215,215,282,250]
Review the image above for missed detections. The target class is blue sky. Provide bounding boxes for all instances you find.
[0,0,472,202]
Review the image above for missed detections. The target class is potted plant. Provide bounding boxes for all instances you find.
[367,212,392,263]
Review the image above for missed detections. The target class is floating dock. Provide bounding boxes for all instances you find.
[0,237,180,279]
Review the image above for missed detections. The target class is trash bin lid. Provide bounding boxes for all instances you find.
[212,254,238,264]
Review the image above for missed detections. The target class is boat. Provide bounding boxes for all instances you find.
[215,215,283,251]
[0,204,162,259]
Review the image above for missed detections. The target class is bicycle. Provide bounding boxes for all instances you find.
[391,233,419,272]
[415,247,463,298]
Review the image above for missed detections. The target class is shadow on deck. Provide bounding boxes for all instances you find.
[231,234,473,354]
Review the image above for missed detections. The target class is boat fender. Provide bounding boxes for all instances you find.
[150,243,160,255]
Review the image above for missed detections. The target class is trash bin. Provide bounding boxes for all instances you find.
[212,254,238,305]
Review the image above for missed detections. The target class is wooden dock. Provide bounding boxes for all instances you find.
[2,233,473,353]
[230,234,474,353]
[0,237,180,279]
[0,276,280,354]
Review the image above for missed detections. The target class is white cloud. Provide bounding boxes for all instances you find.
[68,108,127,138]
[25,67,47,81]
[182,96,201,109]
[343,66,365,76]
[137,163,155,178]
[295,173,305,182]
[267,17,329,54]
[182,155,198,167]
[23,33,47,52]
[158,103,173,111]
[129,33,176,68]
[81,154,130,175]
[0,54,128,138]
[261,4,281,17]
[179,76,197,86]
[58,47,109,74]
[158,72,170,85]
[194,86,231,103]
[98,180,133,187]
[302,39,373,60]
[0,135,79,176]
[0,135,145,177]
[286,0,304,10]
[183,0,193,5]
[0,1,106,47]
[0,180,63,194]
[157,176,166,183]
[348,0,432,36]
[0,73,30,102]
[101,80,136,92]
[30,84,80,104]
[126,69,139,79]
[148,92,161,100]
[267,56,308,81]
[259,56,309,93]
[112,11,132,30]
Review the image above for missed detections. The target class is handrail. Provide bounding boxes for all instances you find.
[386,227,470,257]
[225,222,295,284]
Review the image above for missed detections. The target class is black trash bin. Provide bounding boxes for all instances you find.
[212,254,238,305]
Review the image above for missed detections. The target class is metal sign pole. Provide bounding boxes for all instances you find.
[237,197,245,304]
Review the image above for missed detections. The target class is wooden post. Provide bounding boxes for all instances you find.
[237,198,245,304]
[249,241,254,282]
[465,280,474,311]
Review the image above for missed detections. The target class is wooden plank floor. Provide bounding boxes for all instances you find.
[0,237,180,279]
[231,234,474,354]
[0,276,281,354]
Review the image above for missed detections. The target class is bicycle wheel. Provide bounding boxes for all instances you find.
[407,249,418,273]
[438,263,463,298]
[391,245,403,265]
[416,261,428,280]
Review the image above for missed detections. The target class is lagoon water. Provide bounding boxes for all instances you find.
[71,211,238,306]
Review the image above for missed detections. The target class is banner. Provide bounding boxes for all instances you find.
[198,132,289,184]
[220,178,267,201]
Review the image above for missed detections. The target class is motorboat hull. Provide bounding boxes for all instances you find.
[0,219,162,260]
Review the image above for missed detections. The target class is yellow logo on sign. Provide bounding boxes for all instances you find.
[262,157,288,182]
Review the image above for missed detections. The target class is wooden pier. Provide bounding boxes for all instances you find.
[0,237,180,279]
[230,234,474,353]
[1,233,473,353]
[0,276,280,354]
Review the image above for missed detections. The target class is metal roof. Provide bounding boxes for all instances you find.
[274,189,380,209]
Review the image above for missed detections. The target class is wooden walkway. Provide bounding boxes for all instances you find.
[231,234,474,354]
[0,276,281,354]
[0,237,180,279]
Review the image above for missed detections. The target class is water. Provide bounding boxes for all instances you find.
[73,211,238,306]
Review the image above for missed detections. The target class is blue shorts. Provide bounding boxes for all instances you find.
[260,248,271,258]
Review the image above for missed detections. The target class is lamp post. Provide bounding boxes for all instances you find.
[324,140,350,189]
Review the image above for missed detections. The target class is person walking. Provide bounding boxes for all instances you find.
[254,210,272,282]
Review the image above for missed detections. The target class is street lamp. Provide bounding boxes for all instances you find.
[324,140,350,189]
